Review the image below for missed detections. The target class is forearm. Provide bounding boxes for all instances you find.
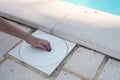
[0,17,31,41]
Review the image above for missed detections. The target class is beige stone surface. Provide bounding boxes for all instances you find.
[0,19,32,60]
[8,30,76,75]
[98,59,120,80]
[0,0,75,33]
[0,0,120,60]
[0,59,50,80]
[53,5,120,59]
[55,71,81,80]
[0,1,120,79]
[65,47,104,79]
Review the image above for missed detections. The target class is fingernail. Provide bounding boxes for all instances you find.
[48,48,52,52]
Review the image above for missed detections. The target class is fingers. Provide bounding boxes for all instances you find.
[40,40,51,52]
[26,35,51,52]
[31,42,47,51]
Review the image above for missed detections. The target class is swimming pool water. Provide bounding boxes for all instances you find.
[63,0,120,16]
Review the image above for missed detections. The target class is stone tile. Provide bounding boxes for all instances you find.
[0,57,4,61]
[0,0,75,33]
[0,59,49,80]
[9,30,76,75]
[7,20,33,32]
[55,71,81,80]
[64,47,104,79]
[98,59,120,80]
[0,19,32,60]
[53,5,120,60]
[0,32,20,59]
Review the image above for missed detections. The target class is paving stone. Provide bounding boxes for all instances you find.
[0,19,33,60]
[7,20,33,32]
[64,47,104,79]
[0,0,75,33]
[0,57,4,61]
[0,59,50,80]
[98,59,120,80]
[55,71,81,80]
[8,30,76,75]
[53,5,120,60]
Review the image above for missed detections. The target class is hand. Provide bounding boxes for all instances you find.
[26,35,51,52]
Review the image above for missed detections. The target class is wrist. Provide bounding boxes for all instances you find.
[24,33,33,42]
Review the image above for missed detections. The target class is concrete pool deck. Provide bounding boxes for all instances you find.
[0,0,120,60]
[0,0,120,80]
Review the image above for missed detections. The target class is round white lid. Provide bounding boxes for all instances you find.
[19,34,68,67]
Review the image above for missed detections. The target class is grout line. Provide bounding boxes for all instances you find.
[60,44,79,66]
[0,12,49,34]
[50,5,77,34]
[93,56,109,80]
[49,44,79,79]
[109,56,120,62]
[0,57,7,65]
[3,40,22,57]
[52,44,89,80]
[61,51,109,80]
[4,44,79,80]
[1,18,36,61]
[4,17,36,33]
[0,16,34,30]
[7,54,50,78]
[63,68,89,80]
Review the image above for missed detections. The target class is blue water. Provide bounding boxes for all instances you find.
[63,0,120,16]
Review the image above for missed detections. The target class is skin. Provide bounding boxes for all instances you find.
[0,17,51,51]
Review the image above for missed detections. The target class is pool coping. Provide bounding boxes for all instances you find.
[0,0,120,60]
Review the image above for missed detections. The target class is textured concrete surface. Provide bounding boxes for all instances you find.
[0,0,120,60]
[0,0,75,33]
[55,71,81,80]
[8,30,76,75]
[98,59,120,80]
[65,47,104,79]
[0,19,32,60]
[53,5,120,60]
[0,59,50,80]
[0,1,120,80]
